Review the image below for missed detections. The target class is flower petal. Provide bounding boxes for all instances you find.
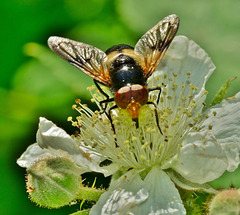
[202,92,240,171]
[90,166,186,215]
[148,36,215,115]
[173,93,240,184]
[17,143,51,168]
[36,117,113,175]
[172,129,229,184]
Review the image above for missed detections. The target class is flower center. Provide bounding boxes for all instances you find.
[69,71,207,170]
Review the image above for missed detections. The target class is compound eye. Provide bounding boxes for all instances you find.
[114,86,131,108]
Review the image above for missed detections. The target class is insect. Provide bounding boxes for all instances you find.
[48,14,179,134]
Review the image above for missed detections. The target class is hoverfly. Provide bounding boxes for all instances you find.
[48,14,179,134]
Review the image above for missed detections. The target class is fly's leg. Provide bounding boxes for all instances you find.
[94,80,114,113]
[108,104,118,147]
[148,86,162,105]
[94,80,118,146]
[132,118,139,128]
[146,101,163,135]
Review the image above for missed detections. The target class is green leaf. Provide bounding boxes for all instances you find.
[70,209,91,215]
[209,76,237,107]
[26,156,82,208]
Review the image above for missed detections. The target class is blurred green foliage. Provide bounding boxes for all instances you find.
[1,0,240,214]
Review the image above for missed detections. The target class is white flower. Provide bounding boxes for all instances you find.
[17,36,240,215]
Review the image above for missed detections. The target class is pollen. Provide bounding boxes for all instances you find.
[75,99,81,103]
[146,127,151,133]
[188,94,193,99]
[72,121,78,127]
[151,128,156,133]
[97,96,103,101]
[99,144,106,150]
[181,96,187,101]
[193,117,199,122]
[189,83,195,89]
[117,152,123,159]
[124,143,130,149]
[87,85,95,91]
[132,136,137,141]
[67,116,73,121]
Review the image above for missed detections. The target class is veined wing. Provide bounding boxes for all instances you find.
[48,36,110,86]
[135,14,179,79]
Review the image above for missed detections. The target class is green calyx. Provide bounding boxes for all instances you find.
[26,156,82,208]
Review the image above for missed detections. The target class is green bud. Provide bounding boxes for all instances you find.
[26,156,81,208]
[209,188,240,214]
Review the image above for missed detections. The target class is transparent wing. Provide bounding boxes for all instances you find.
[135,14,179,79]
[48,36,110,86]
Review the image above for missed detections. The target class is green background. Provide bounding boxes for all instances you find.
[1,0,240,214]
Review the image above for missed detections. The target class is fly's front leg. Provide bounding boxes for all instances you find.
[94,79,114,113]
[94,80,118,144]
[99,97,115,113]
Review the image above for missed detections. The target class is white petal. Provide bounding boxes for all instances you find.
[17,143,51,168]
[36,117,112,175]
[148,36,215,115]
[90,166,186,215]
[202,92,240,171]
[172,93,240,184]
[172,129,229,184]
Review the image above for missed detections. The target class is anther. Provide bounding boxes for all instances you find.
[75,99,81,103]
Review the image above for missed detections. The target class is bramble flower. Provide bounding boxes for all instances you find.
[17,36,240,214]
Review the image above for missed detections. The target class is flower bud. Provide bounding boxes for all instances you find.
[26,156,81,208]
[209,188,240,214]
